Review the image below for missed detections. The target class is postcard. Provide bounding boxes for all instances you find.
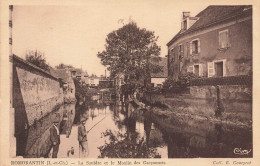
[1,0,259,166]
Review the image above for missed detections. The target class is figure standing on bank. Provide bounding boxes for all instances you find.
[78,116,89,157]
[50,116,60,158]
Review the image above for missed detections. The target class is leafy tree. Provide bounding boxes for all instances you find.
[25,50,50,72]
[97,22,161,94]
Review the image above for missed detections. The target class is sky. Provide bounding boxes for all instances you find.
[12,1,213,76]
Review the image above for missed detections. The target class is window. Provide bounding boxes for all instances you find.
[178,44,184,59]
[170,48,174,62]
[207,60,226,77]
[183,20,187,30]
[170,48,174,55]
[219,30,230,49]
[190,39,200,55]
[187,64,204,76]
[194,65,199,76]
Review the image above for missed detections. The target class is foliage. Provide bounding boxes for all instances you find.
[177,72,198,88]
[162,73,198,92]
[73,78,88,101]
[25,50,50,72]
[55,63,74,69]
[97,22,161,93]
[98,130,161,158]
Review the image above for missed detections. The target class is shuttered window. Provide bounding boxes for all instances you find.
[219,30,230,49]
[207,62,215,77]
[187,64,204,76]
[199,64,203,76]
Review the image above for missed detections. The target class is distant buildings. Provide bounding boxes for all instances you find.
[89,75,100,88]
[70,68,88,85]
[50,68,76,103]
[150,57,168,87]
[167,6,252,80]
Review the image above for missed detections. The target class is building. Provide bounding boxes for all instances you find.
[50,68,76,103]
[167,6,252,80]
[150,57,168,87]
[70,68,89,85]
[89,75,100,87]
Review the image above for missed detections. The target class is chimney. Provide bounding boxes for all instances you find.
[183,12,190,19]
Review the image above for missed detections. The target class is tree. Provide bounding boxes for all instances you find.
[25,50,50,72]
[97,22,161,94]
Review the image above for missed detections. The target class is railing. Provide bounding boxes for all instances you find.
[190,75,252,86]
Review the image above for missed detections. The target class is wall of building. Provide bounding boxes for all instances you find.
[64,77,76,103]
[168,17,252,80]
[13,56,64,156]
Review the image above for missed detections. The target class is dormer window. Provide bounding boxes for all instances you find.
[181,11,199,31]
[183,20,187,30]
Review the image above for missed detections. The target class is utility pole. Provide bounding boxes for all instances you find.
[9,5,16,157]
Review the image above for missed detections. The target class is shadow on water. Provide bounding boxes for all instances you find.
[98,102,252,158]
[150,111,252,158]
[16,103,77,158]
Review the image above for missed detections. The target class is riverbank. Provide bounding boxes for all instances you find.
[141,93,252,129]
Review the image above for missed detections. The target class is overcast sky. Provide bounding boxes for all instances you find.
[12,1,214,76]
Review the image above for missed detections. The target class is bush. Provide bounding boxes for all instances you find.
[162,73,198,93]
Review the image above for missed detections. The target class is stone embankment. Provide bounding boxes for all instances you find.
[137,86,252,128]
[13,55,65,156]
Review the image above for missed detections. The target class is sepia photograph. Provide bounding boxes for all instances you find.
[1,0,258,163]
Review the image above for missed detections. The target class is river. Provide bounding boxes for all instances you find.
[18,100,252,158]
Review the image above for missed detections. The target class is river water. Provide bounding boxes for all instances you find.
[19,100,252,158]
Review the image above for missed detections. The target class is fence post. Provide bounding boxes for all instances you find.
[215,85,224,117]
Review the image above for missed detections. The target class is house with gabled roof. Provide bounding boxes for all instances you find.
[167,5,252,80]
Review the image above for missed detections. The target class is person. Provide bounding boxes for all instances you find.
[78,116,89,157]
[50,117,60,158]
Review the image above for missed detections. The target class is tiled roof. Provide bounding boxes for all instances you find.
[167,5,252,46]
[151,57,168,78]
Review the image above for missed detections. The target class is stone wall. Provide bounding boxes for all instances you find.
[12,55,64,156]
[189,85,252,116]
[190,85,252,101]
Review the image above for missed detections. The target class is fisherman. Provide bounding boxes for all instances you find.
[50,116,60,158]
[78,116,89,157]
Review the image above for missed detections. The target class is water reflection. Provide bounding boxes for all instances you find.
[17,105,64,158]
[17,101,252,158]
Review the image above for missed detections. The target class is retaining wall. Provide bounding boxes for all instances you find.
[12,55,64,156]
